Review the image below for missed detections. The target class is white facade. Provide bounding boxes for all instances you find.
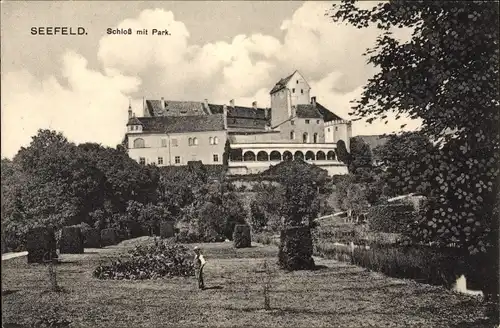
[324,120,352,152]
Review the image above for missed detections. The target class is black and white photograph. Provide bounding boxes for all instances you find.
[1,1,499,327]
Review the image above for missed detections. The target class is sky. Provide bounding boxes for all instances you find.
[1,1,421,159]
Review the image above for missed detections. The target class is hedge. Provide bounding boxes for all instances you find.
[59,226,84,254]
[233,224,251,248]
[368,203,416,233]
[27,227,57,264]
[160,221,175,239]
[83,228,101,248]
[278,226,315,271]
[101,228,118,247]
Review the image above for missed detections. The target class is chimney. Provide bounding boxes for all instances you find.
[252,101,257,109]
[160,97,165,110]
[311,96,317,107]
[204,99,212,114]
[229,99,235,107]
[223,104,228,129]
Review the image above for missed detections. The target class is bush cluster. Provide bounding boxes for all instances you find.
[93,241,195,280]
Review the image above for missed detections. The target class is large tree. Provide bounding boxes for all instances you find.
[330,0,499,309]
[373,131,436,196]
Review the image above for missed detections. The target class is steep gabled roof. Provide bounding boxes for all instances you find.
[208,104,268,119]
[296,104,323,119]
[269,71,297,94]
[146,100,206,117]
[316,102,344,121]
[136,114,225,134]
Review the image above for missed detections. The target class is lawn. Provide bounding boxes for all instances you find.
[1,237,493,328]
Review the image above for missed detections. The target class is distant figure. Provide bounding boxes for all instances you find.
[193,246,206,290]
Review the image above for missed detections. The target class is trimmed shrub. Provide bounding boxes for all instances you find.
[101,228,118,247]
[278,226,315,271]
[126,220,145,238]
[233,224,251,248]
[83,228,101,248]
[160,221,175,239]
[93,241,195,280]
[368,203,416,233]
[59,226,84,254]
[27,227,57,264]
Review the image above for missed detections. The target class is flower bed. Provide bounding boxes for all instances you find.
[93,241,195,280]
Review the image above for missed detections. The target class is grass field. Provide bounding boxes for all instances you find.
[1,237,494,328]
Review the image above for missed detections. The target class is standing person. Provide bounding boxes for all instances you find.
[193,246,206,290]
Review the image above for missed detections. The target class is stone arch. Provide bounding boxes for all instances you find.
[133,138,145,148]
[270,151,281,161]
[327,150,336,160]
[243,151,256,161]
[316,151,326,161]
[283,151,293,161]
[257,151,269,162]
[305,151,315,161]
[294,151,304,160]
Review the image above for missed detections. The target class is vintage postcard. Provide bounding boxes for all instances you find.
[1,1,499,327]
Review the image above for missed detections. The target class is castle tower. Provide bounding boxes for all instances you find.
[325,119,352,152]
[269,70,311,127]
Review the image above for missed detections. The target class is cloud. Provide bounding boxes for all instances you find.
[1,52,140,158]
[2,2,420,158]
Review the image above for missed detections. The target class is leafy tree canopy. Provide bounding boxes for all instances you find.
[330,1,499,254]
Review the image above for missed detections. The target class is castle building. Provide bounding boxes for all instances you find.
[125,70,352,176]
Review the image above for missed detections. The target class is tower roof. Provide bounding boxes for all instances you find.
[269,70,297,94]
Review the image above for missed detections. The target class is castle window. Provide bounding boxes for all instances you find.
[193,137,199,146]
[175,156,181,164]
[213,154,219,162]
[290,131,295,140]
[188,138,193,146]
[171,138,178,147]
[328,128,331,132]
[292,88,295,93]
[301,89,304,94]
[296,80,298,84]
[303,132,309,143]
[161,138,167,147]
[139,157,146,165]
[316,120,320,124]
[133,138,145,148]
[158,157,163,165]
[313,133,318,144]
[291,120,295,125]
[305,119,310,124]
[335,127,338,131]
[214,137,219,145]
